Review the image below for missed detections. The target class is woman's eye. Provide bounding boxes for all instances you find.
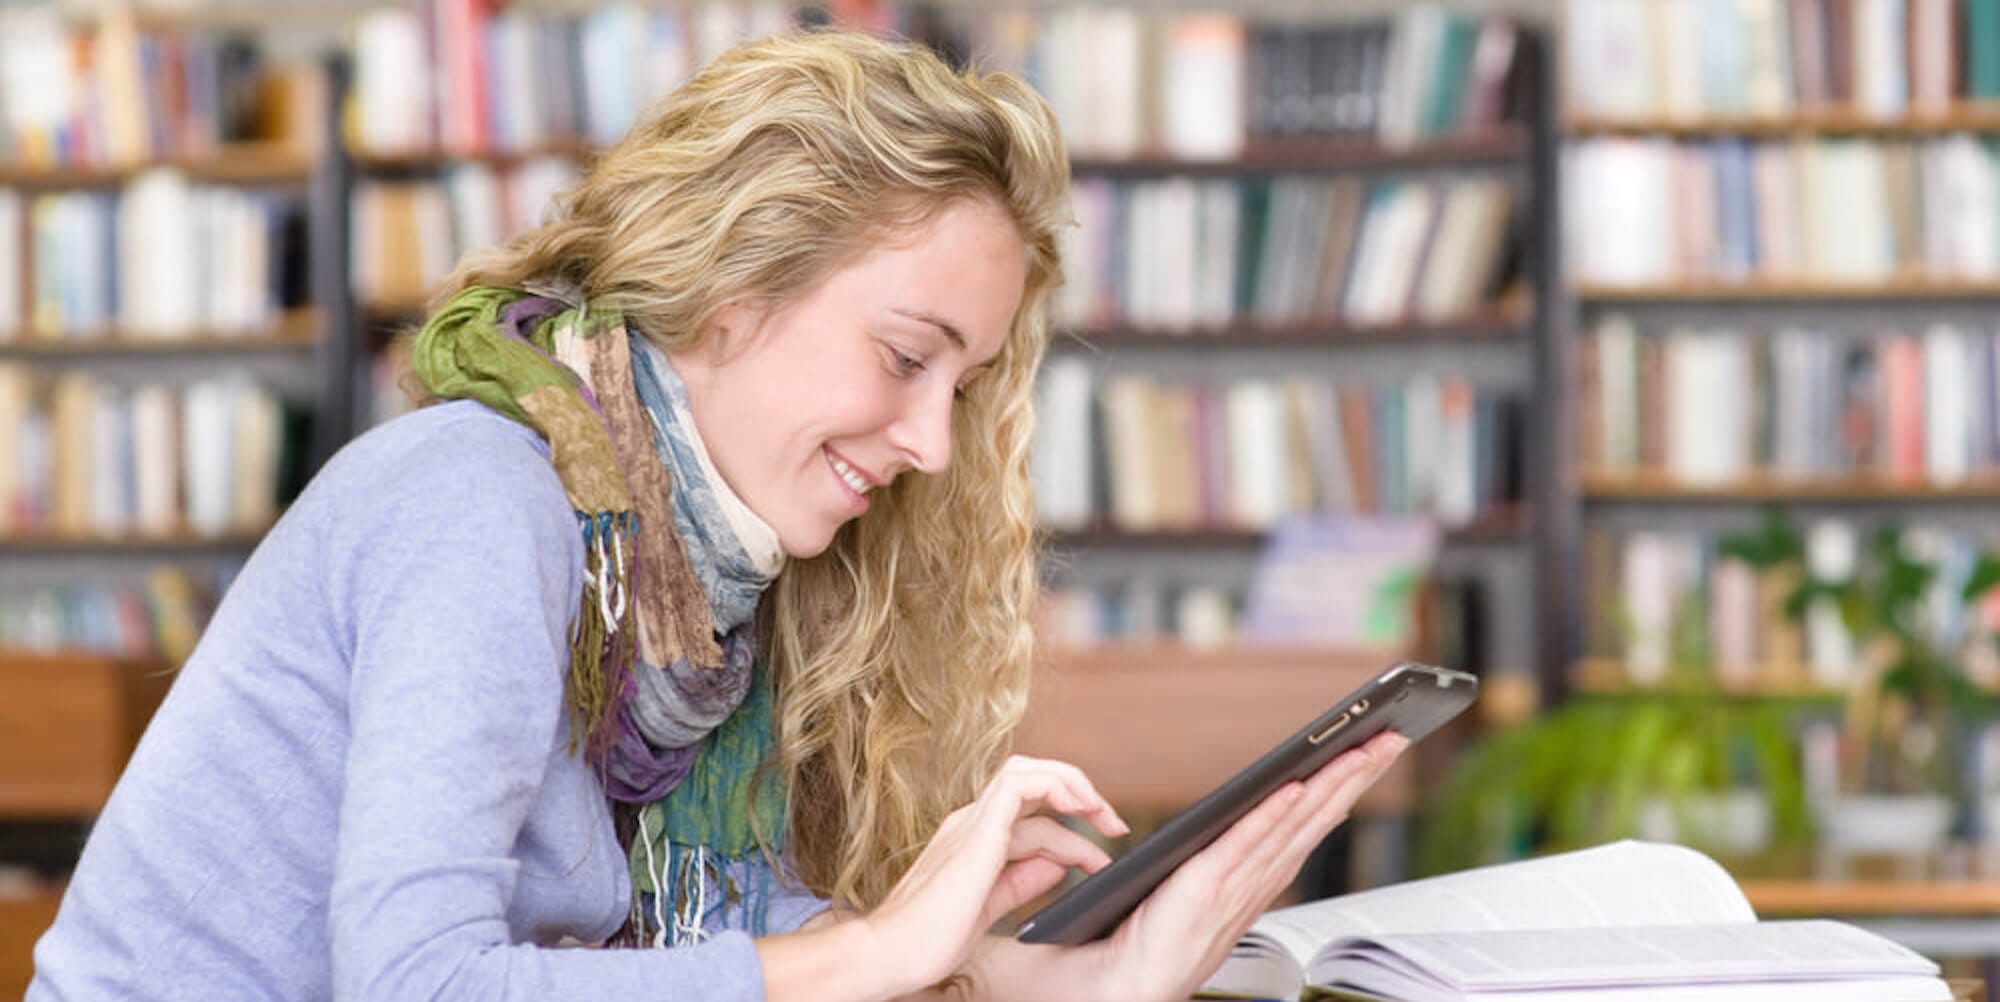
[891,349,925,375]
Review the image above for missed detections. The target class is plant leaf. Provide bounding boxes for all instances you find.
[1964,553,2000,604]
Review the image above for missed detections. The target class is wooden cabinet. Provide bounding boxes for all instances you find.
[1013,645,1420,816]
[0,651,175,996]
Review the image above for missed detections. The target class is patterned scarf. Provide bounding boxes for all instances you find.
[411,284,787,942]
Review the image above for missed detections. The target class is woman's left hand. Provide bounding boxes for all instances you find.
[968,730,1408,1002]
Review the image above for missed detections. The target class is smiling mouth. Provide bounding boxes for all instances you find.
[824,448,876,497]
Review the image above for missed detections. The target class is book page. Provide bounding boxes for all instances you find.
[1245,841,1752,969]
[1313,920,1940,993]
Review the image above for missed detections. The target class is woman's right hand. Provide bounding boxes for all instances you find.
[857,755,1130,998]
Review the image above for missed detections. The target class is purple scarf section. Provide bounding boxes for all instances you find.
[603,626,758,803]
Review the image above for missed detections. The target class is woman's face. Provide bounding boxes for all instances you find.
[669,198,1026,558]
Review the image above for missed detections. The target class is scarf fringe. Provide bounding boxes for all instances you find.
[570,510,640,758]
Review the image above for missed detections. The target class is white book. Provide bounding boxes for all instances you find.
[1153,177,1200,331]
[181,380,236,538]
[130,384,179,537]
[445,163,504,261]
[1195,181,1239,329]
[1750,143,1800,278]
[1569,140,1674,285]
[1434,381,1477,527]
[1922,325,1972,484]
[1201,841,1949,1002]
[1119,184,1157,328]
[1161,15,1245,161]
[1083,7,1141,162]
[1854,0,1908,119]
[1224,380,1287,530]
[1031,357,1095,531]
[1378,6,1444,144]
[1360,184,1439,323]
[352,8,433,154]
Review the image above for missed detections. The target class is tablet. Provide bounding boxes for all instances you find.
[1013,661,1478,946]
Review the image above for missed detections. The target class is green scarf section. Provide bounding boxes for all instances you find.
[411,286,638,757]
[628,661,790,940]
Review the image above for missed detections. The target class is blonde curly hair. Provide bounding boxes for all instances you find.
[441,29,1068,909]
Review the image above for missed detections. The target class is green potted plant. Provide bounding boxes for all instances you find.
[1415,580,1812,875]
[1717,510,2000,855]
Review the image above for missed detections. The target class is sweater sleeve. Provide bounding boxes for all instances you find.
[324,409,768,1001]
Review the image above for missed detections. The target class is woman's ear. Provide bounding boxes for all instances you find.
[669,302,752,390]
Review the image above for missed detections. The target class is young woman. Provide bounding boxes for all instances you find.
[28,30,1404,1002]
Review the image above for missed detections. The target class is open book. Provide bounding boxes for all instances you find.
[1200,841,1950,1002]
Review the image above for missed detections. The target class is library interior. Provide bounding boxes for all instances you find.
[4,0,2000,999]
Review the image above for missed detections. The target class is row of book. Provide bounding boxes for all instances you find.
[346,2,1523,164]
[349,0,792,155]
[1585,521,2000,690]
[1056,175,1520,333]
[1581,317,2000,486]
[1032,362,1524,534]
[0,178,310,340]
[0,366,291,539]
[1038,583,1241,650]
[1567,136,2000,286]
[0,566,219,663]
[1567,0,2000,121]
[350,160,578,308]
[1039,567,1489,673]
[912,5,1524,160]
[0,9,316,168]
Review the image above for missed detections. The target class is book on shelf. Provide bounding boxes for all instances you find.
[0,566,220,663]
[1057,173,1519,334]
[0,365,289,540]
[1581,521,2000,691]
[1565,0,1988,123]
[0,7,319,170]
[347,0,792,157]
[887,5,1522,164]
[0,177,308,342]
[1579,315,2000,488]
[1032,363,1524,534]
[1566,134,2000,287]
[1198,840,1950,1002]
[349,160,579,309]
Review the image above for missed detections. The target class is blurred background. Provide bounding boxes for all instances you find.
[6,0,2000,994]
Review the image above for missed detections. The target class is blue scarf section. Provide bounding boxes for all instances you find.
[628,338,776,634]
[623,333,790,945]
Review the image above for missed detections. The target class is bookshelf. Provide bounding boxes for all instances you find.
[0,16,347,706]
[1554,13,2000,989]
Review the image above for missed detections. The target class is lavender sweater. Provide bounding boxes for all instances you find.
[28,401,828,1001]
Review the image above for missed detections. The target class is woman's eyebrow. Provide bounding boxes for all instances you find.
[890,307,966,350]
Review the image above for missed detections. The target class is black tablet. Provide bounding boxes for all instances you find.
[1013,661,1478,946]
